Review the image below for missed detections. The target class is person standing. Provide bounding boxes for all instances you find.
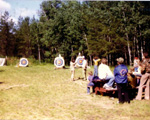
[82,57,88,80]
[93,56,101,76]
[114,57,130,104]
[98,58,115,89]
[70,58,76,81]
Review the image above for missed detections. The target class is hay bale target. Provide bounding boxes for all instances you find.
[19,58,29,67]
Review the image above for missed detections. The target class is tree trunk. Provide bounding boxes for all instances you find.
[133,36,136,58]
[126,33,132,65]
[84,33,92,66]
[38,44,41,63]
[135,27,140,57]
[122,10,132,65]
[124,49,127,65]
[139,25,143,60]
[108,36,111,66]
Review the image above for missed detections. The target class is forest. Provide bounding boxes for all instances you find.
[0,1,150,65]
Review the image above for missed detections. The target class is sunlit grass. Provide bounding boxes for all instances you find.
[0,64,150,120]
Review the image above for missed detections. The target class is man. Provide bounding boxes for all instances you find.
[82,57,88,80]
[114,57,130,104]
[70,58,76,81]
[98,58,115,89]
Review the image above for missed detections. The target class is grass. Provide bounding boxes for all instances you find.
[0,64,150,120]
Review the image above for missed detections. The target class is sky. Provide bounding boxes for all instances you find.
[0,0,44,23]
[0,0,146,23]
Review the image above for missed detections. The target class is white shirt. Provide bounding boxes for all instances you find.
[82,59,87,69]
[70,61,75,71]
[98,63,113,79]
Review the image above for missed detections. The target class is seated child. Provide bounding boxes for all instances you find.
[133,57,140,72]
[133,63,143,85]
[87,71,95,94]
[128,67,137,89]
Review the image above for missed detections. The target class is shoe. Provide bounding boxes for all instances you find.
[117,101,124,104]
[103,84,109,89]
[105,87,114,90]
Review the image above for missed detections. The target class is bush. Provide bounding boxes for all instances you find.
[6,57,19,66]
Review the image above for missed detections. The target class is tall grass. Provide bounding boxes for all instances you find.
[0,64,150,120]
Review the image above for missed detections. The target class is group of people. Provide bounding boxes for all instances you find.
[87,52,150,104]
[70,56,88,81]
[87,57,130,104]
[70,52,150,104]
[127,52,150,100]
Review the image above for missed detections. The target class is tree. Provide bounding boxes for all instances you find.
[0,11,15,57]
[15,17,32,57]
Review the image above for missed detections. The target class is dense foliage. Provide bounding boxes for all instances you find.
[0,1,150,65]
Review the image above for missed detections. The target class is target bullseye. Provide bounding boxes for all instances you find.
[19,58,28,67]
[75,56,84,67]
[54,54,65,68]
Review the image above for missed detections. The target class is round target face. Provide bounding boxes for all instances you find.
[0,58,5,66]
[76,57,84,67]
[54,57,64,68]
[19,58,28,67]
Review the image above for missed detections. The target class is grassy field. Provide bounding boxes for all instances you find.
[0,64,150,120]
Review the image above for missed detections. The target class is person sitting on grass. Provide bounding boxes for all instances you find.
[87,71,95,95]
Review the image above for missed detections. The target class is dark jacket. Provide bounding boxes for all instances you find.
[114,64,128,84]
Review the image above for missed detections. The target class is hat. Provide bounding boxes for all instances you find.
[117,57,124,64]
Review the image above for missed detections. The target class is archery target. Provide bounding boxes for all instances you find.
[54,57,65,68]
[0,58,5,66]
[75,57,84,67]
[19,58,28,67]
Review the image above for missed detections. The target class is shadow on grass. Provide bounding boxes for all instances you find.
[0,82,4,84]
[54,66,70,70]
[0,70,4,72]
[74,77,86,81]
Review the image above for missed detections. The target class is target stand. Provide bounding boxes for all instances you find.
[54,54,65,69]
[19,58,29,67]
[0,58,6,66]
[75,56,84,68]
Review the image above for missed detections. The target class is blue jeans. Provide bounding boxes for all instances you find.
[94,65,98,76]
[134,67,138,72]
[105,75,115,87]
[87,82,94,93]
